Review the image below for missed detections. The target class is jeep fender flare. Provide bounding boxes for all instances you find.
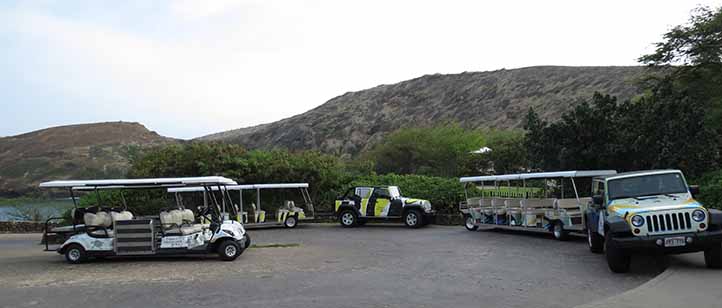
[336,204,360,217]
[402,205,425,216]
[604,215,631,237]
[708,209,722,229]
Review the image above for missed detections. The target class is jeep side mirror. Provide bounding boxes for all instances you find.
[592,195,604,207]
[689,185,700,198]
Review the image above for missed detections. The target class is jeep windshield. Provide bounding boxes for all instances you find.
[608,173,688,200]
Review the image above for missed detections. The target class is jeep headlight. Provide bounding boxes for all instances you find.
[692,209,706,222]
[631,215,645,227]
[422,201,432,212]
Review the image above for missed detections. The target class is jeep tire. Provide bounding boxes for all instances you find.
[605,235,631,273]
[704,245,722,269]
[339,210,358,228]
[404,209,422,228]
[587,227,604,254]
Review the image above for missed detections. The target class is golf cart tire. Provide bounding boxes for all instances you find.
[587,228,604,254]
[218,240,242,261]
[339,210,358,228]
[404,209,422,228]
[245,234,252,249]
[64,244,87,264]
[605,235,631,273]
[552,221,569,241]
[704,245,722,269]
[284,215,298,228]
[464,215,479,231]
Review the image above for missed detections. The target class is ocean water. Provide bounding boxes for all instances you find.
[0,199,74,221]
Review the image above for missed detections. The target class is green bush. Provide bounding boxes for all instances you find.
[125,142,350,214]
[344,173,465,214]
[365,124,485,177]
[697,170,722,210]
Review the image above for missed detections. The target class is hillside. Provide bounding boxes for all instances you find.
[0,122,177,196]
[201,66,652,156]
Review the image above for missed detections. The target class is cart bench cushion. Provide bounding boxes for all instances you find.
[164,225,203,235]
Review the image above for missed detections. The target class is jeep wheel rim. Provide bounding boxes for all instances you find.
[69,249,80,261]
[466,217,475,229]
[554,224,562,238]
[225,245,237,257]
[286,217,297,227]
[341,213,354,225]
[406,213,418,226]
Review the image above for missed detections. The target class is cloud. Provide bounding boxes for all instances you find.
[170,0,247,20]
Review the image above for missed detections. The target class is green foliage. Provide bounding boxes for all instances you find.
[366,124,527,178]
[697,170,722,210]
[77,189,170,216]
[344,173,465,214]
[639,6,722,155]
[127,142,349,213]
[461,130,527,176]
[525,91,719,179]
[366,124,485,177]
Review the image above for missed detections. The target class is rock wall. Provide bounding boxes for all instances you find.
[0,221,51,233]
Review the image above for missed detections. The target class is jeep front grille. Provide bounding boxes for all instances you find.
[644,211,692,235]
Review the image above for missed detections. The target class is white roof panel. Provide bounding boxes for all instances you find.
[168,183,309,193]
[40,176,237,189]
[460,170,617,183]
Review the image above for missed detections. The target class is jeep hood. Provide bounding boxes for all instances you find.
[608,193,704,217]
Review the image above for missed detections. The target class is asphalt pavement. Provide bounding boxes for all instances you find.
[0,224,662,308]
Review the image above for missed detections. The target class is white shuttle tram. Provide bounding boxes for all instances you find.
[41,176,249,263]
[459,170,617,240]
[169,183,315,229]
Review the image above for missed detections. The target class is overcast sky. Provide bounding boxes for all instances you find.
[1,0,717,139]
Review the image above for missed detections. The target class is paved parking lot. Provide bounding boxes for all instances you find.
[0,224,661,308]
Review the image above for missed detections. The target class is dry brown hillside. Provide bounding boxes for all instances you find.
[200,66,651,155]
[0,122,176,196]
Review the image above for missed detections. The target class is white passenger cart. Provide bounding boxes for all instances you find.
[169,183,315,229]
[459,171,616,240]
[40,177,249,263]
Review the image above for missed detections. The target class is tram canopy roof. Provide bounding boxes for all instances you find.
[39,176,237,189]
[167,183,309,193]
[459,170,617,183]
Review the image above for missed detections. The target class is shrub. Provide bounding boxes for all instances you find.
[697,170,722,210]
[344,173,465,214]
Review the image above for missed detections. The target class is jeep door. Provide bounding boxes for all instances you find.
[367,187,392,217]
[587,180,607,236]
[354,187,373,217]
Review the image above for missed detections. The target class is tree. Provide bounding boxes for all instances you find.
[639,6,722,152]
[366,124,485,177]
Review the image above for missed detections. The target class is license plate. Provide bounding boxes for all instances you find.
[664,236,686,247]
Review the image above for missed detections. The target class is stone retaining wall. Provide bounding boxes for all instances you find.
[0,221,50,233]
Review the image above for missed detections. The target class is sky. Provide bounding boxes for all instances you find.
[1,0,718,139]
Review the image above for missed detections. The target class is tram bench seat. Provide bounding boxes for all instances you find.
[160,209,203,235]
[555,199,584,216]
[164,225,204,235]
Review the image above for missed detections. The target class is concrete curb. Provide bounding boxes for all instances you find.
[575,253,722,308]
